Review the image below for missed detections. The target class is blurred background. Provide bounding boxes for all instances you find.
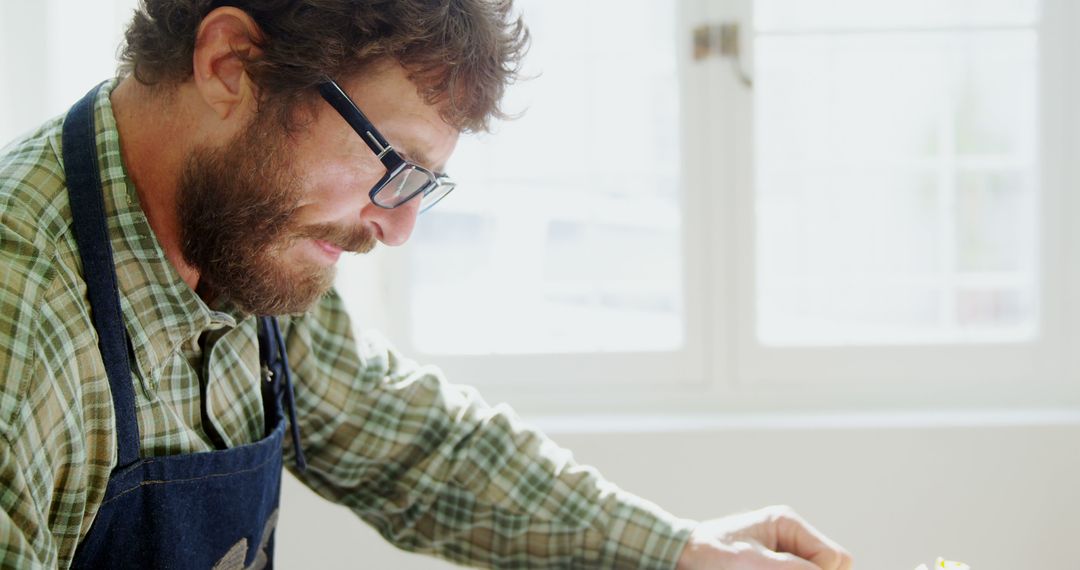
[4,0,1079,567]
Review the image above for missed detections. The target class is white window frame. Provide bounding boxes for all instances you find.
[355,0,1080,414]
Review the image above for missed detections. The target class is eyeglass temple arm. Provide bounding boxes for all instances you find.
[317,81,395,161]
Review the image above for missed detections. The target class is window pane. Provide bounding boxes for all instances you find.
[408,0,684,355]
[754,7,1039,346]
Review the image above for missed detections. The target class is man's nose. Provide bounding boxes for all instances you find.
[363,194,422,246]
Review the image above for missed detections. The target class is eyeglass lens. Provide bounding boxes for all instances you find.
[374,166,454,212]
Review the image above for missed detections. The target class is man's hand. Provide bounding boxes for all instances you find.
[676,505,853,570]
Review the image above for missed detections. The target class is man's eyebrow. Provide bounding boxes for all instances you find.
[400,146,446,173]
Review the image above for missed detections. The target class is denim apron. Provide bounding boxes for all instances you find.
[64,84,306,569]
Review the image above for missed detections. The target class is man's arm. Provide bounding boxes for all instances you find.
[0,201,60,569]
[283,290,695,568]
[0,438,49,570]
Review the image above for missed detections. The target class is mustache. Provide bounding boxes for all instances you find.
[297,222,378,254]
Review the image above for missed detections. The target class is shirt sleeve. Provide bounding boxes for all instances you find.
[282,290,696,569]
[0,438,48,570]
[0,205,59,569]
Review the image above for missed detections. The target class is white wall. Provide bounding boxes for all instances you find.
[0,0,136,144]
[277,413,1080,569]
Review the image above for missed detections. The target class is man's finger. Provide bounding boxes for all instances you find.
[769,506,854,570]
[757,545,821,570]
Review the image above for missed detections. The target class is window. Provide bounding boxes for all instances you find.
[355,0,709,398]
[754,0,1040,346]
[406,0,687,356]
[342,0,1080,411]
[731,0,1076,393]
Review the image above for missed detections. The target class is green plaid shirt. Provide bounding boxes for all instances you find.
[0,80,694,569]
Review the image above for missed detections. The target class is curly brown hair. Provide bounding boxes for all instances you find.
[119,0,529,132]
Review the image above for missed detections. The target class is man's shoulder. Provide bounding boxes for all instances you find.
[0,113,79,316]
[1,114,73,247]
[0,116,86,432]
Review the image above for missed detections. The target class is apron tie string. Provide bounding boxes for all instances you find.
[259,316,307,472]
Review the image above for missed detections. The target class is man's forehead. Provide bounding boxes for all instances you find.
[378,114,457,173]
[335,63,457,170]
[398,145,437,172]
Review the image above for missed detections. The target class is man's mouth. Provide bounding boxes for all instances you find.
[312,239,344,262]
[297,222,377,258]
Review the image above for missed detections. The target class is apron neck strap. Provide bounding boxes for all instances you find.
[62,83,142,468]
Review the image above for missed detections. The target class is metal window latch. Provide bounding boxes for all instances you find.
[692,22,754,88]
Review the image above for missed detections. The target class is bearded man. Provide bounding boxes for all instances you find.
[0,1,852,568]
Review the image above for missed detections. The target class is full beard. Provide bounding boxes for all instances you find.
[176,113,375,316]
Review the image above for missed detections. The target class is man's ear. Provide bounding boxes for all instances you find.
[191,7,263,120]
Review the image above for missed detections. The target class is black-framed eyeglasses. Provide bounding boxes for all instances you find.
[318,79,455,214]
